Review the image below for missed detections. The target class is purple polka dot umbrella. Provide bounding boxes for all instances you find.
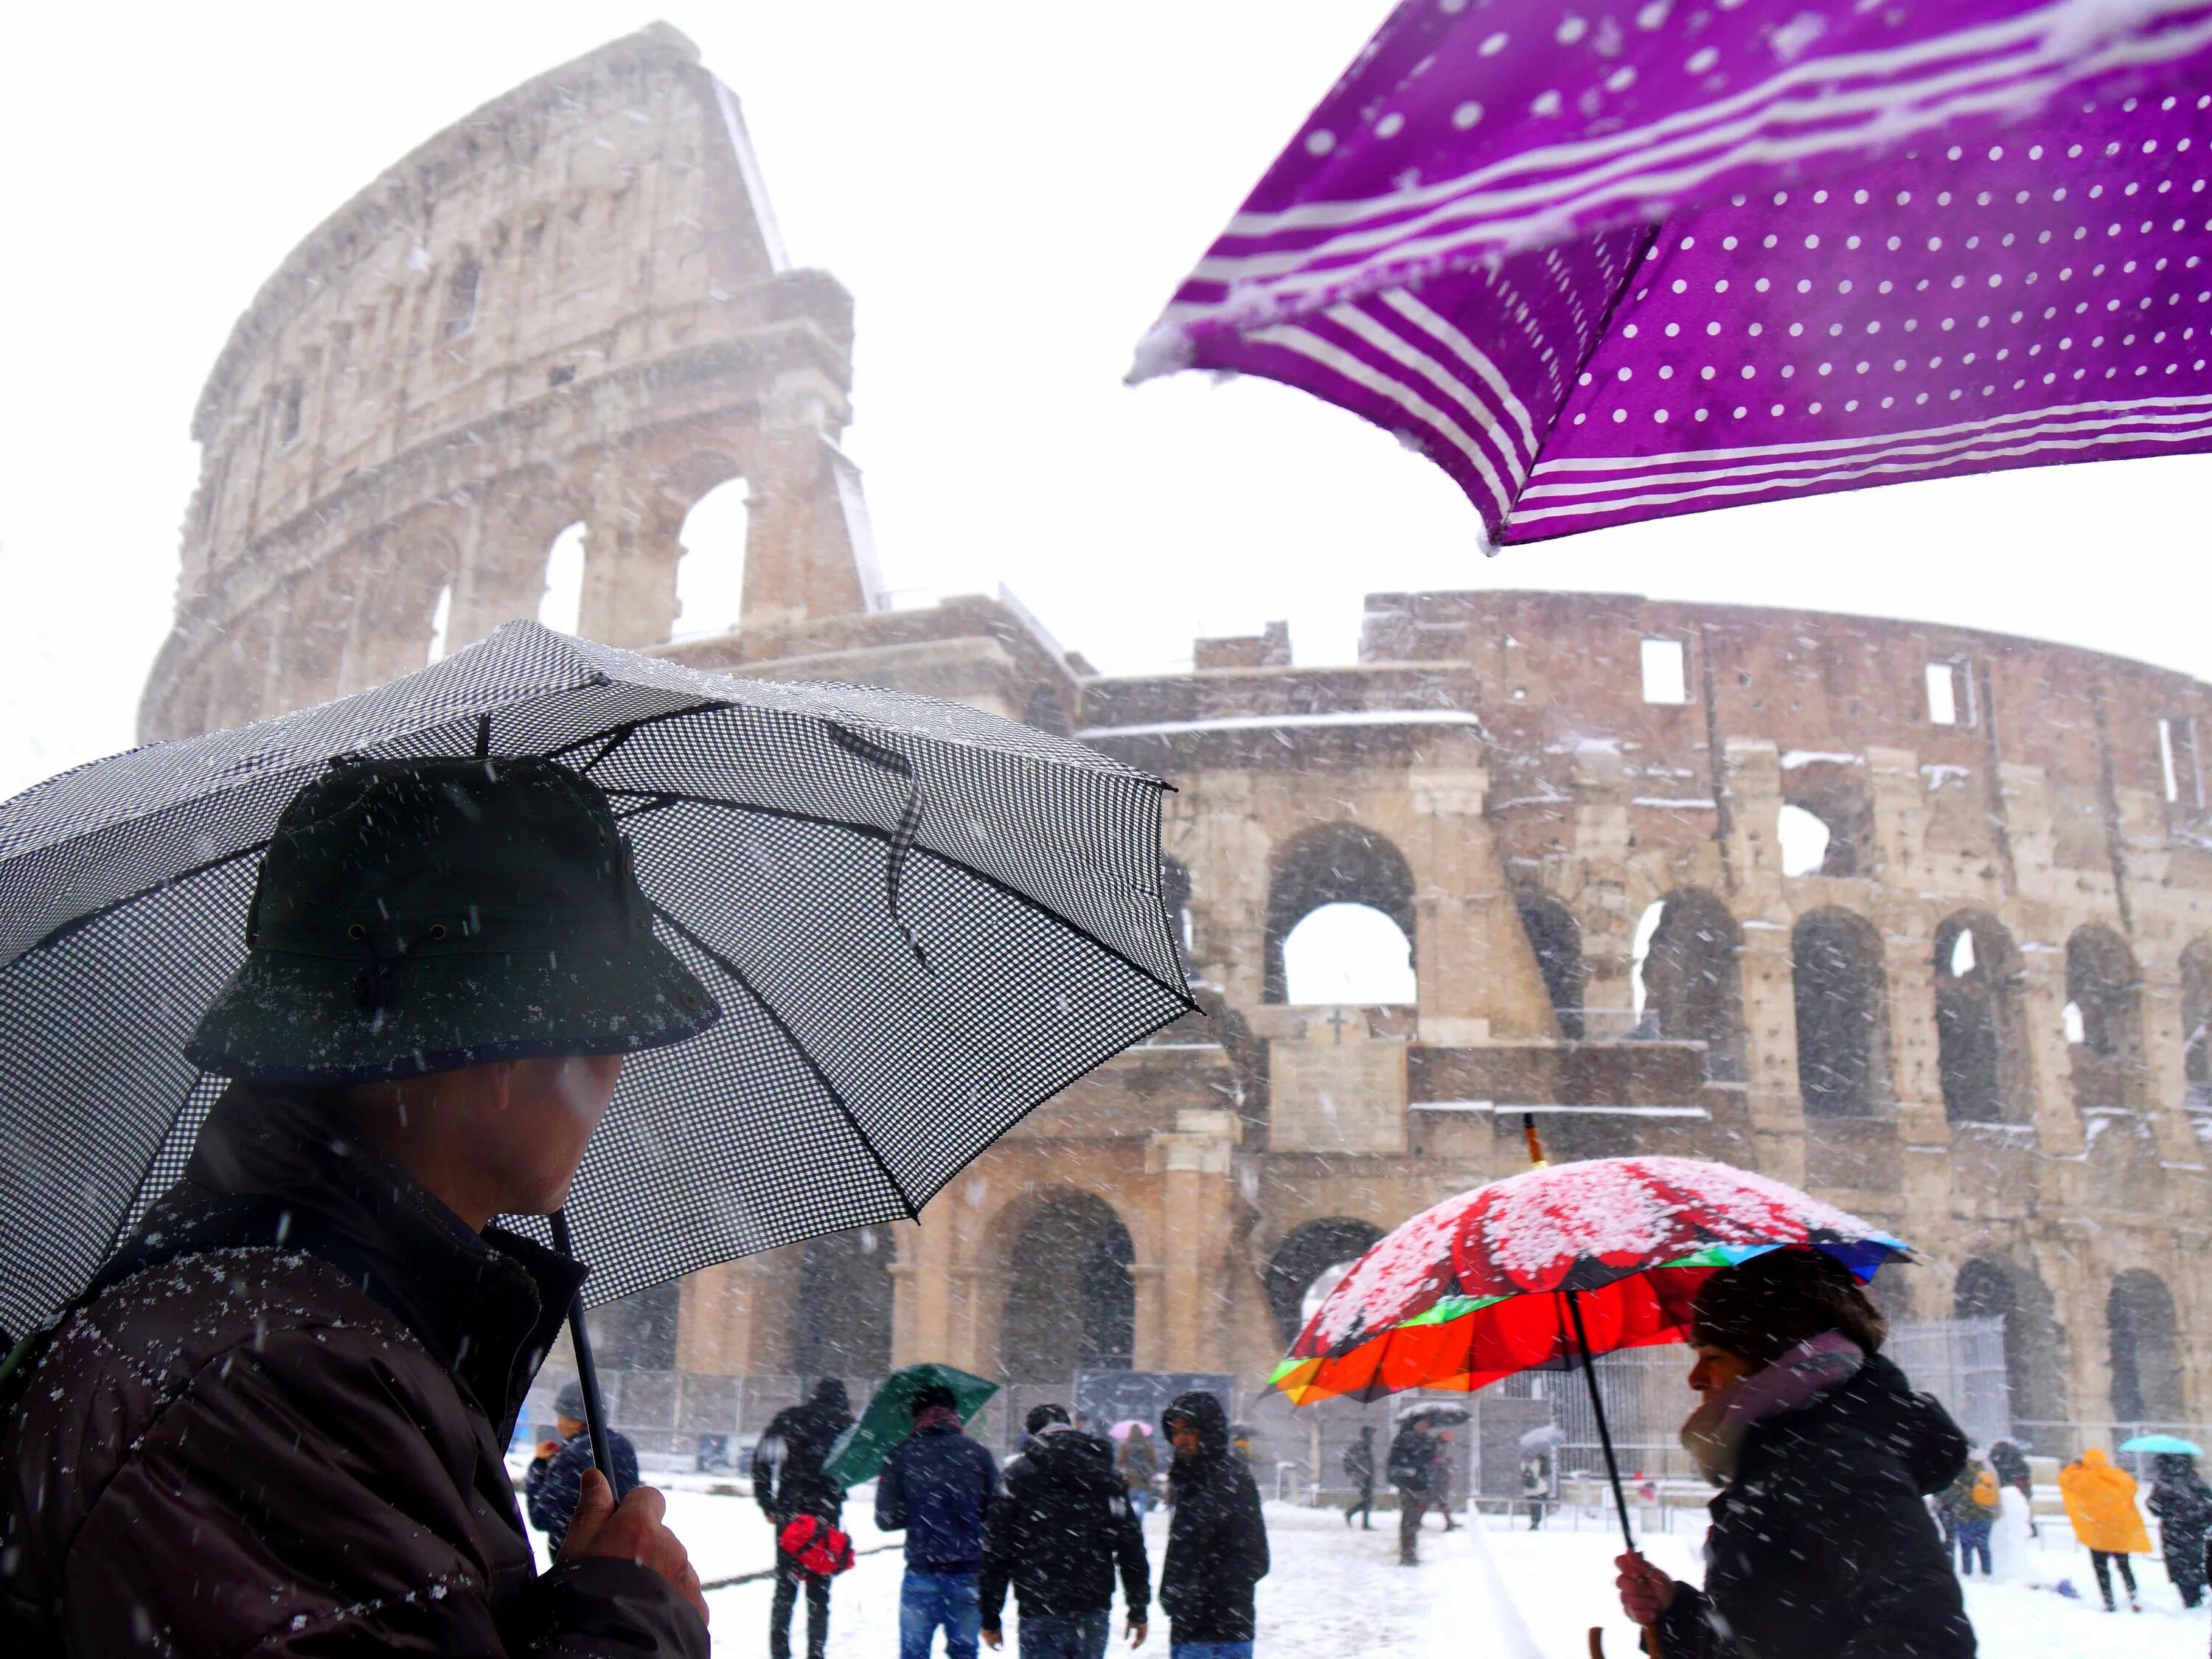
[1134,0,2212,546]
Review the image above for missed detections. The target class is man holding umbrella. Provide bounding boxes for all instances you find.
[0,757,714,1654]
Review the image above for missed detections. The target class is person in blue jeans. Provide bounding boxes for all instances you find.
[879,1382,1001,1659]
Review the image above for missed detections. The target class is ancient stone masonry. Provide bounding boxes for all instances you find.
[147,27,2212,1461]
[140,24,878,742]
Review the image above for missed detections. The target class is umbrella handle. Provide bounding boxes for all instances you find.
[548,1209,616,1481]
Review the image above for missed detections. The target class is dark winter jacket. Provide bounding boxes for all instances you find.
[0,1082,706,1657]
[1386,1422,1439,1493]
[1656,1352,1974,1659]
[979,1426,1150,1628]
[1343,1435,1376,1490]
[528,1427,643,1553]
[2149,1459,2212,1587]
[754,1382,855,1523]
[876,1419,1000,1572]
[1160,1391,1269,1644]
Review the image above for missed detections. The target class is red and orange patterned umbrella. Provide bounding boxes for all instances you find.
[1273,1155,1908,1405]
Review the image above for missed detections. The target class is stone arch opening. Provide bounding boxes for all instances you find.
[1779,765,1870,878]
[793,1224,894,1380]
[1955,1256,2069,1425]
[1513,891,1585,1039]
[539,521,587,636]
[1635,888,1742,1080]
[1264,1218,1385,1346]
[2183,939,2212,1113]
[1792,908,1889,1118]
[1263,824,1416,1005]
[672,476,751,641]
[1281,905,1415,1005]
[1934,912,2029,1124]
[999,1193,1135,1383]
[2066,925,2144,1113]
[1161,857,1194,964]
[2109,1268,2185,1422]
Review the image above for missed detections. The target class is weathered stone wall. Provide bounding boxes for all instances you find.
[140,24,877,743]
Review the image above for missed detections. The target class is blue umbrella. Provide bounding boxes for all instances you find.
[2120,1434,2205,1456]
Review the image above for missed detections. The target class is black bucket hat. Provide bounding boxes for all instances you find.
[186,755,720,1084]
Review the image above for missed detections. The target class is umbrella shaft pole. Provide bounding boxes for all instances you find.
[1564,1288,1637,1557]
[548,1210,614,1480]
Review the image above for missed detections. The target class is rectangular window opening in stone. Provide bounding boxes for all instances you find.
[442,258,482,341]
[2157,714,2202,807]
[1640,636,1688,704]
[1924,658,1972,726]
[271,380,302,451]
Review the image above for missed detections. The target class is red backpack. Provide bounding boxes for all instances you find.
[777,1514,856,1579]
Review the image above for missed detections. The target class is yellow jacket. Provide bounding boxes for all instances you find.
[2059,1449,2151,1554]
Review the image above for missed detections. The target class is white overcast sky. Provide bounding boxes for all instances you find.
[1,1,2205,799]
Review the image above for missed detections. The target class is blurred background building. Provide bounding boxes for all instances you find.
[143,24,2212,1490]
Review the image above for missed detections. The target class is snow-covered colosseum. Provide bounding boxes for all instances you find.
[139,24,2212,1484]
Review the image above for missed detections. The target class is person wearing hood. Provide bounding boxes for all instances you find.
[980,1404,1150,1659]
[2146,1453,2212,1610]
[755,1378,858,1659]
[879,1383,1001,1659]
[529,1379,644,1552]
[1159,1391,1269,1658]
[2059,1447,2149,1613]
[1342,1426,1377,1531]
[0,757,717,1656]
[1613,1247,1975,1659]
[1385,1414,1441,1565]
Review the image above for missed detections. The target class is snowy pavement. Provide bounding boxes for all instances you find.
[529,1479,2211,1658]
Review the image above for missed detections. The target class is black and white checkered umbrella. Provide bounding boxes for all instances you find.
[0,621,1193,1340]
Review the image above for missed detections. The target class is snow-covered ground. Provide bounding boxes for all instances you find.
[525,1478,2208,1657]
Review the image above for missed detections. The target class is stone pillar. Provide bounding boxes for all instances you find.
[1405,767,1558,1040]
[453,484,581,647]
[741,426,866,629]
[1147,1110,1241,1371]
[675,1260,762,1375]
[891,1213,956,1368]
[580,501,685,648]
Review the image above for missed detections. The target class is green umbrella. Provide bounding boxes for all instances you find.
[823,1363,998,1489]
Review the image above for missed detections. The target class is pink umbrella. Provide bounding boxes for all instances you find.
[1135,1,2212,546]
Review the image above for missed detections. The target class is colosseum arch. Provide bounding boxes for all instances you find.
[1262,1218,1385,1346]
[2183,939,2212,1113]
[1513,891,1585,1040]
[2066,925,2146,1114]
[139,24,882,741]
[998,1192,1137,1383]
[1934,912,2031,1124]
[1792,908,1891,1118]
[2108,1269,2185,1423]
[1263,824,1417,1005]
[1955,1256,2070,1426]
[1635,888,1743,1080]
[792,1224,896,1381]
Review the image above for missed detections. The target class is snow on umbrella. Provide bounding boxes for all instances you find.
[0,621,1194,1352]
[1133,1,2212,547]
[1271,1155,1908,1554]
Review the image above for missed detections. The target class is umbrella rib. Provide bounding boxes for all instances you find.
[650,903,922,1222]
[605,787,1198,1013]
[19,838,273,959]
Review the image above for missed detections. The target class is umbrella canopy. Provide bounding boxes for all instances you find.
[1108,1418,1151,1441]
[824,1363,999,1489]
[1518,1422,1567,1455]
[1396,1401,1471,1426]
[2121,1433,2207,1455]
[0,621,1193,1342]
[1272,1155,1908,1404]
[1135,0,2212,546]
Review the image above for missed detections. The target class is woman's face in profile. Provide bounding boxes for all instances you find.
[1688,1343,1758,1398]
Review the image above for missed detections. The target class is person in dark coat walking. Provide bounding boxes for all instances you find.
[1342,1427,1376,1530]
[879,1382,1001,1659]
[2149,1453,2212,1610]
[0,758,717,1656]
[1615,1248,1975,1659]
[754,1378,858,1659]
[1159,1391,1268,1658]
[980,1405,1150,1659]
[529,1379,644,1551]
[1386,1417,1439,1565]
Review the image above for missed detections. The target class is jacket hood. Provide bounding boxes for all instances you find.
[1163,1389,1231,1458]
[1029,1423,1115,1475]
[1815,1352,1967,1496]
[813,1377,852,1413]
[2080,1447,2112,1469]
[139,1079,580,1437]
